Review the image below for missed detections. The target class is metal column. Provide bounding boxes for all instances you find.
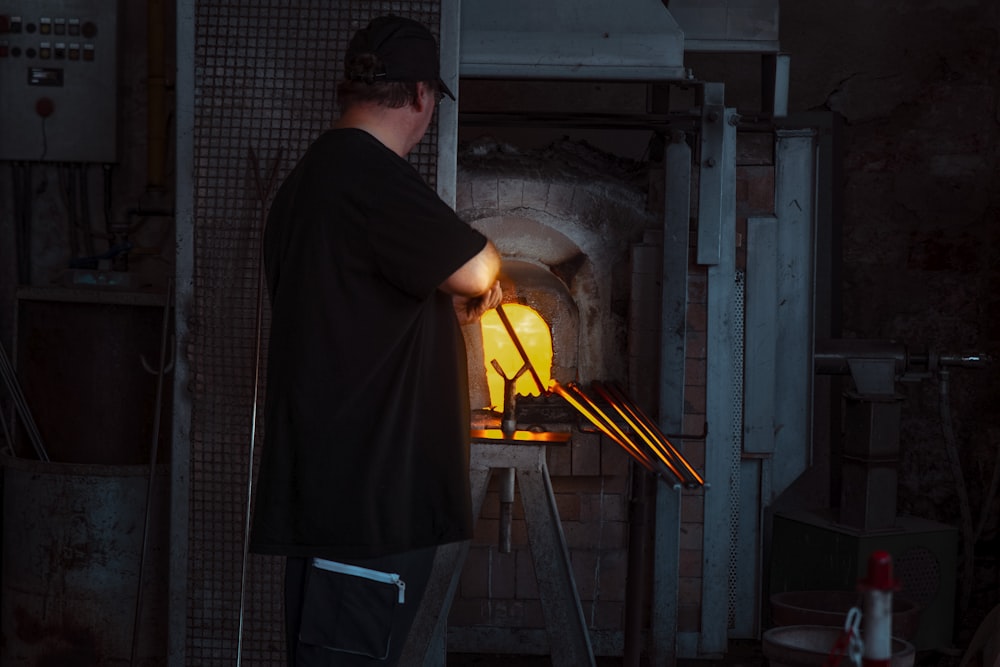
[697,83,738,658]
[651,129,692,666]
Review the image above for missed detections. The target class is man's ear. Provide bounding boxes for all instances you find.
[413,81,431,112]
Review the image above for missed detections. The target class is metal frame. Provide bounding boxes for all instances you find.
[436,0,460,207]
[406,442,596,666]
[651,130,691,664]
[697,93,739,658]
[767,130,817,496]
[165,0,810,661]
[169,0,195,663]
[458,0,688,81]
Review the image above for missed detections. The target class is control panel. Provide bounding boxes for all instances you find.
[0,0,119,162]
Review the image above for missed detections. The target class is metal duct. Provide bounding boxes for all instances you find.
[668,0,780,53]
[459,0,689,80]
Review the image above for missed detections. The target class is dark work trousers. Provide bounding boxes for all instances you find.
[285,546,437,666]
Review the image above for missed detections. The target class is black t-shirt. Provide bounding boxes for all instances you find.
[250,128,488,559]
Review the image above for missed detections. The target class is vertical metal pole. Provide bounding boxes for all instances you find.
[652,128,691,666]
[131,279,173,666]
[517,462,596,667]
[169,0,195,663]
[436,0,460,207]
[698,86,738,657]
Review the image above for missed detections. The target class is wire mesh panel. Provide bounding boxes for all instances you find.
[189,2,444,663]
[728,271,745,629]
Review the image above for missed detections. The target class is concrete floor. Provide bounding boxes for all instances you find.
[447,641,960,667]
[447,639,767,666]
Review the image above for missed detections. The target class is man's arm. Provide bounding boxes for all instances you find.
[440,240,501,297]
[439,240,503,325]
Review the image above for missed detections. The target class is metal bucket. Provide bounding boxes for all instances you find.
[0,456,168,666]
[771,590,923,641]
[763,625,916,667]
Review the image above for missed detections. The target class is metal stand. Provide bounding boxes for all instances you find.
[402,437,596,667]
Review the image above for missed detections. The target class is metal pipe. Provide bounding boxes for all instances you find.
[238,145,281,665]
[814,339,907,375]
[147,0,167,189]
[496,304,545,394]
[623,462,651,667]
[130,279,173,666]
[0,339,49,461]
[498,467,516,554]
[591,381,686,484]
[565,382,654,471]
[603,382,703,486]
[550,381,654,473]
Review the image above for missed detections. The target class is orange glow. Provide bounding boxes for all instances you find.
[480,304,552,409]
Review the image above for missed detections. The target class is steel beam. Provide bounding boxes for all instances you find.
[651,129,691,666]
[743,215,779,455]
[169,0,195,662]
[699,104,738,658]
[769,130,817,497]
[696,83,729,266]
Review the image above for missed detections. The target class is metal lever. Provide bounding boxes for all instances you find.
[496,304,545,394]
[489,358,528,555]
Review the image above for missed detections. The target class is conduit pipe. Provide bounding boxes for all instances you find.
[147,0,167,190]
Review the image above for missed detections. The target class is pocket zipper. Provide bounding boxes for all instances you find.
[311,557,406,604]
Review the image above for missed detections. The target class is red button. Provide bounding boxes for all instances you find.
[35,97,54,117]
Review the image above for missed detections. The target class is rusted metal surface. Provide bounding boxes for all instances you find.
[1,456,168,665]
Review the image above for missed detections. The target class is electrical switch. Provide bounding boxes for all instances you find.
[40,42,51,59]
[0,41,8,58]
[10,16,22,33]
[40,18,51,34]
[0,15,10,33]
[68,18,79,36]
[83,44,94,61]
[82,21,97,39]
[54,18,66,35]
[68,43,79,60]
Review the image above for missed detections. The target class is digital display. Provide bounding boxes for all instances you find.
[27,66,62,86]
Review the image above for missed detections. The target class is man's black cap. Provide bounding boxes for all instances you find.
[346,15,455,100]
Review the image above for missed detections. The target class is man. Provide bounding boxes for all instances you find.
[250,15,502,666]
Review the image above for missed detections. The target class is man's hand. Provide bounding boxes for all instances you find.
[453,281,503,325]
